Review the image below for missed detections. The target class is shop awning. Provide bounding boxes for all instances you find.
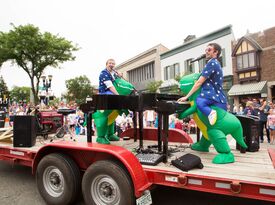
[228,81,267,96]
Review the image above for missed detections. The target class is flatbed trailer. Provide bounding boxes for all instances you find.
[0,130,275,205]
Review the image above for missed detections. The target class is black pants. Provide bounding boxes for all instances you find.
[116,125,123,137]
[259,121,270,142]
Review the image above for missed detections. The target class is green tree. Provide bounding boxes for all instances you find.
[0,24,79,104]
[0,76,9,99]
[63,75,95,105]
[146,80,163,93]
[9,86,31,103]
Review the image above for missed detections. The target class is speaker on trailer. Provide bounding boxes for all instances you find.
[236,115,260,152]
[13,115,37,147]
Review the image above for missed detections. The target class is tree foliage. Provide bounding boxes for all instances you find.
[146,80,163,93]
[0,24,79,104]
[0,76,9,98]
[9,86,31,103]
[63,75,95,105]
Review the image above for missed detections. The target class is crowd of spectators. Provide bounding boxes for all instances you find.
[4,98,275,144]
[3,101,87,136]
[231,98,275,144]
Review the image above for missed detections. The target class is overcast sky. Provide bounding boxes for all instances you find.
[1,0,275,97]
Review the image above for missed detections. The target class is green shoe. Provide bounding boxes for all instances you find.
[96,136,110,144]
[212,152,235,164]
[108,134,120,141]
[191,142,209,152]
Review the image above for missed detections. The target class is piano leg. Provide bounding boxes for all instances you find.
[87,111,93,143]
[138,111,143,149]
[133,111,137,142]
[157,113,163,152]
[162,114,169,163]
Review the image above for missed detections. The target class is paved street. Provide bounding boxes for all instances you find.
[0,162,46,205]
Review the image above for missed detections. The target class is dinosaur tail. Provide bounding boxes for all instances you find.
[230,120,248,149]
[216,111,247,149]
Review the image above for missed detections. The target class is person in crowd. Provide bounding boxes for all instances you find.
[175,118,183,130]
[178,43,227,126]
[257,98,270,143]
[115,114,126,137]
[237,105,244,115]
[252,98,260,108]
[154,114,159,128]
[267,107,275,144]
[67,111,77,134]
[182,117,191,133]
[233,104,238,114]
[58,101,68,109]
[169,114,176,128]
[75,110,85,136]
[188,118,197,134]
[145,110,155,127]
[16,105,25,115]
[268,101,274,110]
[243,101,257,116]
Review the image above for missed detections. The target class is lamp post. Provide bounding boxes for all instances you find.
[41,75,53,105]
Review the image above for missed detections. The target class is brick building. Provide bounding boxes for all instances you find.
[229,26,275,107]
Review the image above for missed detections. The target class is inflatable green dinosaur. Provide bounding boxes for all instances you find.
[93,77,135,144]
[178,73,247,164]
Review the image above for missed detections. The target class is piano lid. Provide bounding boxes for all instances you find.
[79,93,184,113]
[81,95,139,111]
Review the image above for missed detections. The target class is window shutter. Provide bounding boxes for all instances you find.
[184,60,188,74]
[222,49,226,67]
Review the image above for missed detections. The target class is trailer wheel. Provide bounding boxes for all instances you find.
[36,153,81,205]
[82,160,135,205]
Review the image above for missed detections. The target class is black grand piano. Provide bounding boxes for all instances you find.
[80,93,190,163]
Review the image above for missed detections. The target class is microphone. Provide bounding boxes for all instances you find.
[190,54,206,63]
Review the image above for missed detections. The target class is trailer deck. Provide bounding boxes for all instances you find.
[0,134,275,202]
[111,137,275,182]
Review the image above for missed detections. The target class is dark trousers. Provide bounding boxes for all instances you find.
[259,121,270,142]
[116,125,123,137]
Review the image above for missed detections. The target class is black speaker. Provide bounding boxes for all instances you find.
[236,115,260,152]
[13,115,37,147]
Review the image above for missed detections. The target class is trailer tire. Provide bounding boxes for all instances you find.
[82,160,135,205]
[36,153,81,205]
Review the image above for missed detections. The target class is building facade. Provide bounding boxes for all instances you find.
[160,25,235,106]
[115,44,169,91]
[229,26,275,107]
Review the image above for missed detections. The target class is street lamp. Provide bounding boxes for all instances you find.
[41,75,53,105]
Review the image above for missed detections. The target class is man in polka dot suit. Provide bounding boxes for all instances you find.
[178,43,227,125]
